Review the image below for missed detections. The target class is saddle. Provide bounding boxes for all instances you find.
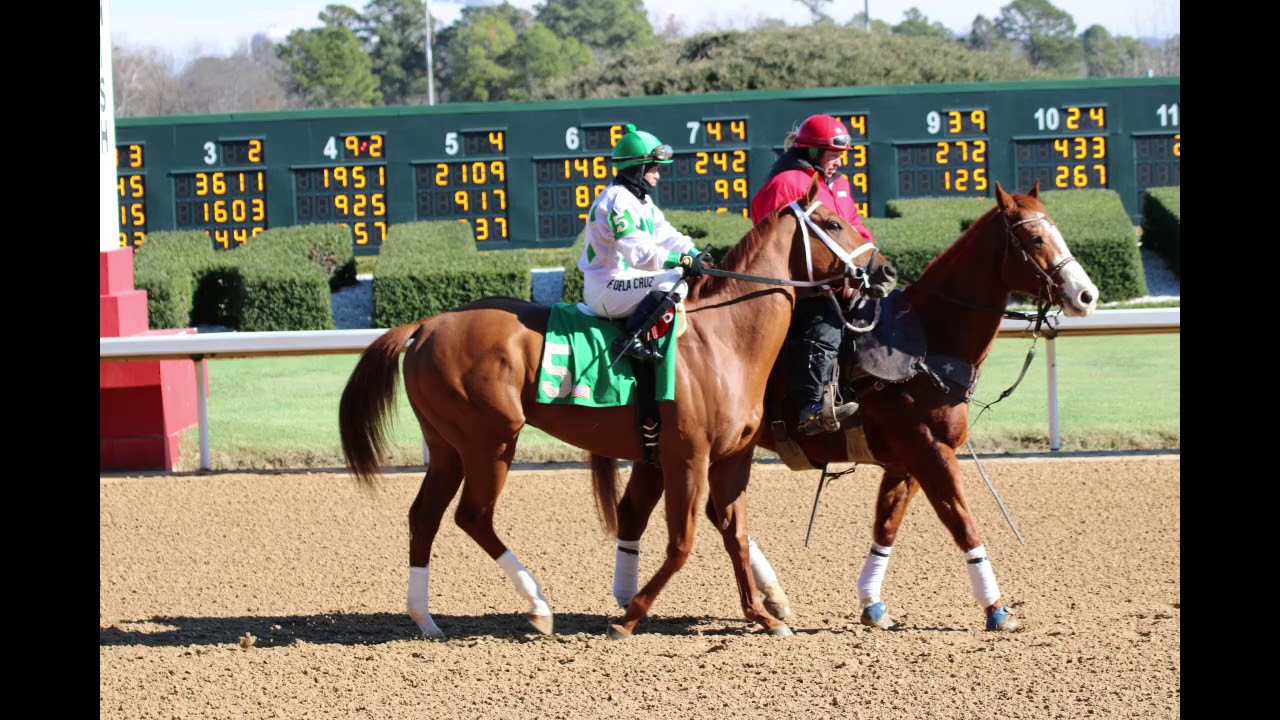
[769,289,982,471]
[535,302,686,467]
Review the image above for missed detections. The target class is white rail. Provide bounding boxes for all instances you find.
[100,307,1180,471]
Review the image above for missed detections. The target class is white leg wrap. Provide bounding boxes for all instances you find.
[497,550,551,617]
[747,535,778,587]
[856,542,893,605]
[612,539,640,608]
[407,566,443,638]
[964,545,1002,608]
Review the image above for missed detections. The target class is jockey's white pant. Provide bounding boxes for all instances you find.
[584,269,687,320]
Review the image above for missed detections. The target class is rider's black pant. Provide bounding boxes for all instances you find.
[786,295,843,408]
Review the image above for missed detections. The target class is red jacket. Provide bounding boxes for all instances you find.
[750,155,873,242]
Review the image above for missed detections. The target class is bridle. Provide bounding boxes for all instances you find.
[889,208,1083,414]
[697,199,883,304]
[898,210,1079,334]
[1003,213,1080,311]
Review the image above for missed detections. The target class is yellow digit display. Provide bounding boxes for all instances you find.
[174,159,269,249]
[294,163,388,247]
[116,143,148,249]
[826,112,873,216]
[534,153,618,242]
[898,118,990,198]
[416,158,510,242]
[342,134,384,159]
[1015,135,1109,191]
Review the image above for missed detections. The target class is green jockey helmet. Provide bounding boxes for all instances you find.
[612,123,674,170]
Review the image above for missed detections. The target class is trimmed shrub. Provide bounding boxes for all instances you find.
[238,265,334,331]
[133,230,218,330]
[1141,187,1180,276]
[373,221,533,326]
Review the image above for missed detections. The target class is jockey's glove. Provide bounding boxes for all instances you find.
[677,252,709,278]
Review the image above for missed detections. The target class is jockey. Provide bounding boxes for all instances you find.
[579,123,711,362]
[750,114,875,435]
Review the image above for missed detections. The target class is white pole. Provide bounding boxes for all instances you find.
[425,0,435,105]
[1046,337,1060,451]
[100,0,120,251]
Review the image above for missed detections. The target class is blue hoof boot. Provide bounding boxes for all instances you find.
[985,604,1021,631]
[860,601,894,629]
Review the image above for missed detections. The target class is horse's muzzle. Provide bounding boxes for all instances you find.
[867,263,898,299]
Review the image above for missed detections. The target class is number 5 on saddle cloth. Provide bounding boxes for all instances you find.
[535,302,686,465]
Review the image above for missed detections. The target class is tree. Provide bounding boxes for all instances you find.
[438,10,520,101]
[535,25,1058,100]
[275,26,382,108]
[793,0,833,24]
[433,3,536,102]
[354,0,428,105]
[113,46,185,117]
[994,0,1083,74]
[177,50,292,115]
[509,22,593,100]
[1081,25,1125,78]
[965,15,1004,52]
[893,8,952,40]
[848,13,893,33]
[535,0,654,56]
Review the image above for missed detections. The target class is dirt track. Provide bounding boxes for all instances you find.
[100,456,1180,719]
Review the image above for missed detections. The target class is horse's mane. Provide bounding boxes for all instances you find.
[687,207,787,301]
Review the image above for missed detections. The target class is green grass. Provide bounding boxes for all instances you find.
[177,333,1178,471]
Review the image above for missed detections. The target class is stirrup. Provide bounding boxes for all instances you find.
[820,383,858,430]
[832,400,859,422]
[797,404,827,436]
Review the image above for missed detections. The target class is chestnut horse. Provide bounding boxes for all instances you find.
[605,180,1098,631]
[338,174,893,640]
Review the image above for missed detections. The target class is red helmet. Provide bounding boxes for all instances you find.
[793,114,853,151]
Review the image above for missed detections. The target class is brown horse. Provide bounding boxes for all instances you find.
[338,173,894,640]
[605,180,1099,631]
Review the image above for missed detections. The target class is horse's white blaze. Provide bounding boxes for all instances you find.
[1042,218,1098,317]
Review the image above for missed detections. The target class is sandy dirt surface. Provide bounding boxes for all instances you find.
[101,455,1179,719]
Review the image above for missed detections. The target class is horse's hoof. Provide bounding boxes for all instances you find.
[606,623,632,641]
[761,582,792,620]
[770,624,795,637]
[985,605,1021,632]
[527,613,554,635]
[860,601,895,629]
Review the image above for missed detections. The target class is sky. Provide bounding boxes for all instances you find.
[107,0,1180,63]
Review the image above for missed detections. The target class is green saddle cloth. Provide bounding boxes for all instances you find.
[535,303,677,407]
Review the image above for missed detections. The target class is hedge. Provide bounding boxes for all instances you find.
[1141,187,1180,276]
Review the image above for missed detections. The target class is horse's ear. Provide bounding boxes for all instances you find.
[994,181,1015,213]
[1028,179,1040,198]
[805,172,822,205]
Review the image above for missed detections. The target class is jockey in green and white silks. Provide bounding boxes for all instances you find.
[578,123,708,362]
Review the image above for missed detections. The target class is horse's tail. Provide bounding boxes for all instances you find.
[340,321,426,487]
[589,454,620,537]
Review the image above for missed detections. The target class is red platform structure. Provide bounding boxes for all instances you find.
[100,247,205,471]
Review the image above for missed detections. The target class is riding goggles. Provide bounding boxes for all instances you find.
[824,135,854,150]
[616,144,674,163]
